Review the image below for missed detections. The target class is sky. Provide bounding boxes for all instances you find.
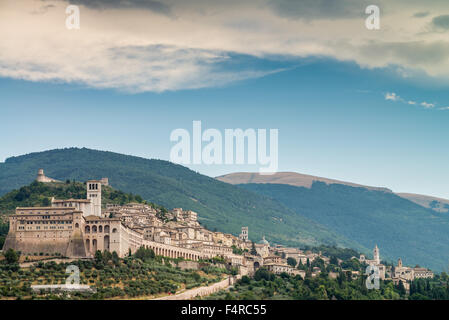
[0,0,449,199]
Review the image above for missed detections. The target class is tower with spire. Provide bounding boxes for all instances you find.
[373,244,380,265]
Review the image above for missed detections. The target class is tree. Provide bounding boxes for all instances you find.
[397,280,406,296]
[250,241,258,256]
[4,248,19,264]
[112,251,120,266]
[42,197,51,206]
[94,250,103,268]
[254,268,273,281]
[287,257,297,267]
[330,256,339,266]
[103,251,112,264]
[134,246,155,261]
[240,275,251,285]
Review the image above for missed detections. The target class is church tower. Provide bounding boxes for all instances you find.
[87,180,102,217]
[373,245,380,265]
[239,227,248,241]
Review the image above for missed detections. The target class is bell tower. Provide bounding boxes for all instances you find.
[239,227,248,241]
[87,180,102,217]
[373,244,380,265]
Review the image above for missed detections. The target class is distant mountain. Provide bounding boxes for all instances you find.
[235,181,449,271]
[216,172,392,192]
[217,172,449,214]
[398,193,449,214]
[0,148,358,250]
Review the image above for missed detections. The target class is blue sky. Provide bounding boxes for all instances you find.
[1,0,449,198]
[1,56,449,199]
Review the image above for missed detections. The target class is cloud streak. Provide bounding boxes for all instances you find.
[384,92,445,110]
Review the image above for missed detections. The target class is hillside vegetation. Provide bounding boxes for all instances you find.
[0,148,358,250]
[0,248,230,300]
[239,182,449,271]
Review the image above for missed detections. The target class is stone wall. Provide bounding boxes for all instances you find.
[154,275,241,300]
[177,260,200,270]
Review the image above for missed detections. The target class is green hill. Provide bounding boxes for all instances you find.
[238,182,449,271]
[0,148,358,250]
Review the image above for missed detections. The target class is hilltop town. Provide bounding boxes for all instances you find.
[1,170,435,295]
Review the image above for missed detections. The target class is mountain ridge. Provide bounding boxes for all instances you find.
[217,172,449,212]
[216,172,392,192]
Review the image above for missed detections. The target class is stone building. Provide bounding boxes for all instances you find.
[36,169,60,183]
[393,258,434,281]
[2,175,143,258]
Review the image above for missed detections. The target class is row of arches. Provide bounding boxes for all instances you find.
[85,236,110,255]
[85,225,117,234]
[144,244,201,261]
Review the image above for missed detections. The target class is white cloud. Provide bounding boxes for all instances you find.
[420,102,435,108]
[1,0,449,92]
[385,92,401,101]
[384,91,442,110]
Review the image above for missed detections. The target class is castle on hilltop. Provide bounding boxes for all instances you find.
[36,169,60,183]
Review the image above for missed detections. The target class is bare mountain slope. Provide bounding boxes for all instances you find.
[217,172,449,214]
[216,172,392,192]
[398,193,449,213]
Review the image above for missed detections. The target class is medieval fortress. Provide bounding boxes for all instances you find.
[2,170,434,286]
